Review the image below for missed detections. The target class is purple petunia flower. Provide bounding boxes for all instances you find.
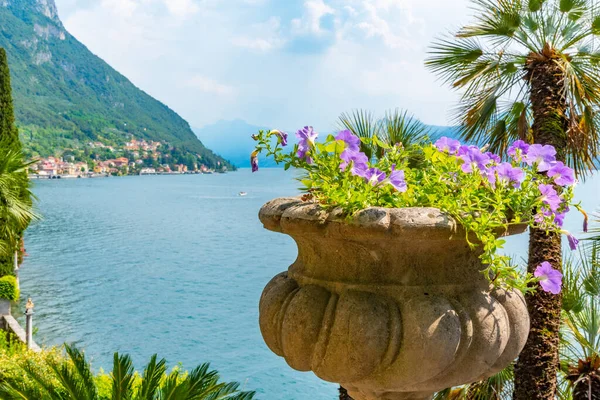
[554,209,568,227]
[507,140,530,160]
[270,130,288,147]
[534,261,563,294]
[486,152,502,164]
[340,149,369,173]
[251,151,259,173]
[538,184,562,212]
[336,130,361,152]
[435,137,461,154]
[567,233,579,250]
[362,168,386,186]
[460,147,491,173]
[494,162,525,187]
[296,126,318,162]
[388,169,407,192]
[547,161,575,186]
[525,144,557,172]
[457,145,479,156]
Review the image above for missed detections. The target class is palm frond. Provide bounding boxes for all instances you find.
[135,354,166,400]
[0,147,38,256]
[111,352,134,400]
[381,109,430,147]
[561,240,600,366]
[432,364,514,399]
[47,349,93,400]
[64,345,97,400]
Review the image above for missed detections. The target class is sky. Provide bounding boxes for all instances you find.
[53,0,472,131]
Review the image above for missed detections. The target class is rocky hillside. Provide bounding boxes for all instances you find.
[0,0,232,169]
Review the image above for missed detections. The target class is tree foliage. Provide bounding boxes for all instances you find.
[426,0,600,175]
[0,344,256,400]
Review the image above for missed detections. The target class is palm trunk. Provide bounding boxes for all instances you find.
[513,48,568,400]
[572,373,600,400]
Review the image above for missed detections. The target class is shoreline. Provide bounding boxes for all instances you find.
[29,171,226,180]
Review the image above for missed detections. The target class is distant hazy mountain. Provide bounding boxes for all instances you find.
[195,119,460,168]
[194,119,269,168]
[0,0,230,169]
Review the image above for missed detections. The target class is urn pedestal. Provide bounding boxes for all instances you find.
[258,198,530,400]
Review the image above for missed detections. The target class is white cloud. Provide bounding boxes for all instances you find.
[186,75,236,96]
[232,36,281,52]
[161,0,199,18]
[291,0,335,36]
[55,0,472,128]
[100,0,139,17]
[355,2,413,49]
[231,17,285,53]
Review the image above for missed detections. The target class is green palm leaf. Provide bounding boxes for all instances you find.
[135,354,166,400]
[111,352,134,400]
[381,109,430,147]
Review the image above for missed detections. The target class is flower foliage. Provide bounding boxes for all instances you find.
[252,129,585,293]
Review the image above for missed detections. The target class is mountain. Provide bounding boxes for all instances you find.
[0,0,231,170]
[194,119,271,168]
[195,120,460,168]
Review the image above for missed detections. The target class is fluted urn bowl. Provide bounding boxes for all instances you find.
[258,197,530,400]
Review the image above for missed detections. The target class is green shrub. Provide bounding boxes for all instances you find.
[0,344,256,400]
[0,275,18,301]
[0,261,14,277]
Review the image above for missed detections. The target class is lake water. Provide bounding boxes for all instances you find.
[18,169,600,400]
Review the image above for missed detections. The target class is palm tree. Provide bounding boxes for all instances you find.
[338,108,434,160]
[561,241,600,399]
[432,365,514,400]
[0,344,256,400]
[0,146,36,267]
[426,1,600,398]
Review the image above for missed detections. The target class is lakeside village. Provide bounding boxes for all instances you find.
[28,137,224,179]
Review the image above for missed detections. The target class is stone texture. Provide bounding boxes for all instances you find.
[258,198,530,400]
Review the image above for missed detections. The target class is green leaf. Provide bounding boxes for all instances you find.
[522,15,539,31]
[560,0,576,12]
[569,10,584,21]
[528,0,542,12]
[592,16,600,34]
[503,63,518,74]
[324,142,337,153]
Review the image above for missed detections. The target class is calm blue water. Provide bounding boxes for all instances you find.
[17,169,600,399]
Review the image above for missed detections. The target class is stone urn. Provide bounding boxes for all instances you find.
[258,198,530,400]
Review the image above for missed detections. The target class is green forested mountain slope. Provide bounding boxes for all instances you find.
[0,0,231,169]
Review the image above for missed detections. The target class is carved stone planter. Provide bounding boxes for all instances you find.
[258,198,530,400]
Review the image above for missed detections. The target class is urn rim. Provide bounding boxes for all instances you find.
[259,197,527,241]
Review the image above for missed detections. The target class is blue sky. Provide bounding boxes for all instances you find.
[54,0,472,131]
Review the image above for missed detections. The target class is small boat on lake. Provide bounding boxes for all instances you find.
[239,192,248,197]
